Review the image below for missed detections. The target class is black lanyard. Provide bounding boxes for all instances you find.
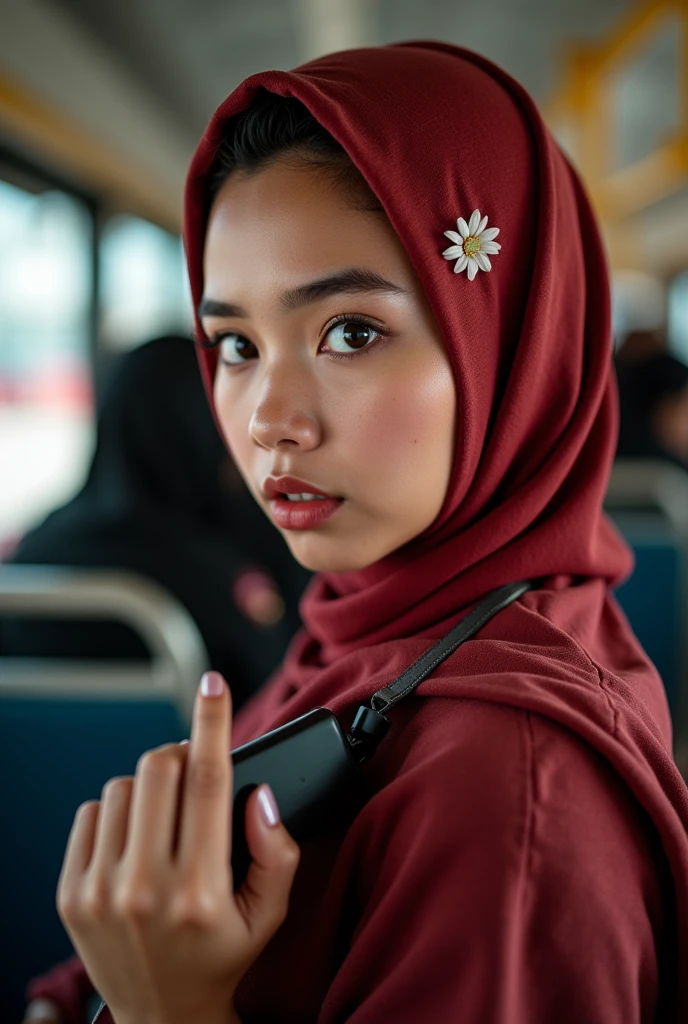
[348,579,533,760]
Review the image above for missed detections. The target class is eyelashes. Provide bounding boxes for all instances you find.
[197,313,390,365]
[321,316,389,361]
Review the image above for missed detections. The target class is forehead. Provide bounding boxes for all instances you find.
[202,160,415,296]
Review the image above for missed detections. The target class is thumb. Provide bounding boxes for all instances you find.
[236,784,300,941]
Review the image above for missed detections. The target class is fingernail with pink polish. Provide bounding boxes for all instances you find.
[200,671,225,698]
[257,785,280,827]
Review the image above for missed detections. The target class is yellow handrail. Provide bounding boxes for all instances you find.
[0,71,181,232]
[545,0,688,221]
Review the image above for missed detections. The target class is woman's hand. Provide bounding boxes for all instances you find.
[57,671,300,1024]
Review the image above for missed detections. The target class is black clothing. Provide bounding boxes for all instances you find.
[615,352,688,468]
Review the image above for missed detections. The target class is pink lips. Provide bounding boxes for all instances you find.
[263,475,336,500]
[262,475,343,530]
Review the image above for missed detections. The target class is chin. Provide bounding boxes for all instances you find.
[284,534,383,573]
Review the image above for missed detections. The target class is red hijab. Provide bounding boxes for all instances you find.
[184,42,688,1017]
[185,41,630,660]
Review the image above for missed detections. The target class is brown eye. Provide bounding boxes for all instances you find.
[218,334,258,365]
[326,321,380,354]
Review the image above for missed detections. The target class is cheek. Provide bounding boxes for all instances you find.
[212,351,457,521]
[345,357,456,499]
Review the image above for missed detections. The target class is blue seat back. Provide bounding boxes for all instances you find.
[611,513,684,713]
[0,697,184,1023]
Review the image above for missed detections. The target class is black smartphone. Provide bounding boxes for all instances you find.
[230,707,367,885]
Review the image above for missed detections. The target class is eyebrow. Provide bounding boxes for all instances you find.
[197,267,408,320]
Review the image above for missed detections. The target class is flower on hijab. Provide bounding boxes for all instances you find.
[442,210,501,281]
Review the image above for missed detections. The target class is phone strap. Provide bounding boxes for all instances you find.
[348,579,534,760]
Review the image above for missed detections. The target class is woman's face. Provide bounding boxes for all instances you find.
[201,158,456,572]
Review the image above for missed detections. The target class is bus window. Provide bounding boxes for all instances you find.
[99,214,191,352]
[0,180,95,551]
[668,271,688,365]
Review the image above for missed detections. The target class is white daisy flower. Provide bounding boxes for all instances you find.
[442,209,501,281]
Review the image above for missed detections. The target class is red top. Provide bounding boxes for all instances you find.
[30,41,688,1022]
[29,583,685,1021]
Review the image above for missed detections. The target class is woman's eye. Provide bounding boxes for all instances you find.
[218,334,258,365]
[324,321,380,354]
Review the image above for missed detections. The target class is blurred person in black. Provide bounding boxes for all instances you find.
[615,341,688,470]
[0,335,311,709]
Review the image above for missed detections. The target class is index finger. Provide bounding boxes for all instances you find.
[177,671,233,872]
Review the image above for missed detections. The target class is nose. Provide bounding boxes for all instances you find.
[249,365,322,452]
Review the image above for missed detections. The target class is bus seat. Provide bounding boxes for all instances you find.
[610,511,684,713]
[0,567,209,1022]
[605,460,688,731]
[0,696,185,1022]
[0,565,210,724]
[606,458,688,534]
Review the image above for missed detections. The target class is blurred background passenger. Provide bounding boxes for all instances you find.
[0,335,311,709]
[616,345,688,469]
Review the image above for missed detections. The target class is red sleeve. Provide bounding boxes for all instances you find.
[27,954,95,1024]
[317,706,666,1024]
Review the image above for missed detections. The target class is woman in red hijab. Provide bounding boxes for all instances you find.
[27,41,688,1024]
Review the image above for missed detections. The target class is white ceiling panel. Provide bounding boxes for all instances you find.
[47,0,639,139]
